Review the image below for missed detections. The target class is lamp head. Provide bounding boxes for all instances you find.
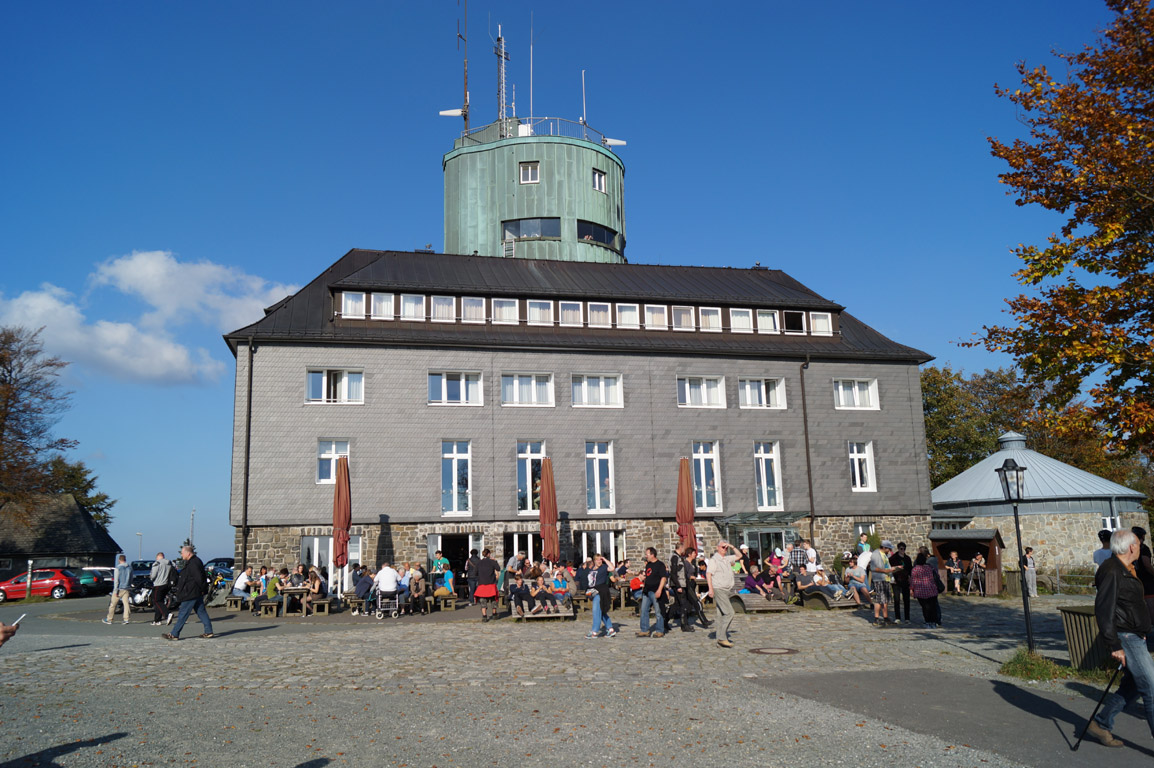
[995,458,1027,502]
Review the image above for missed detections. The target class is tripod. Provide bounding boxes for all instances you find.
[965,565,985,596]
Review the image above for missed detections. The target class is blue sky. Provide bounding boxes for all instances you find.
[0,2,1114,559]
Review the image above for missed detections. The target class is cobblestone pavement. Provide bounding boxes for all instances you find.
[0,594,1128,767]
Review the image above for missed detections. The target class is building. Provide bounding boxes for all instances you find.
[931,431,1147,570]
[0,494,121,580]
[224,107,934,583]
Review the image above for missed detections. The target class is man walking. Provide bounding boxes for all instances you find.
[870,541,898,627]
[706,540,741,648]
[669,544,697,632]
[1085,529,1153,748]
[102,554,132,625]
[162,545,214,641]
[150,552,174,626]
[465,548,481,603]
[891,542,913,624]
[636,547,668,638]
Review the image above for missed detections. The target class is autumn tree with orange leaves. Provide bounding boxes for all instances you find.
[977,0,1154,454]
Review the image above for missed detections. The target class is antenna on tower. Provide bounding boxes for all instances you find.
[529,12,534,120]
[438,0,470,130]
[494,24,510,137]
[581,69,588,139]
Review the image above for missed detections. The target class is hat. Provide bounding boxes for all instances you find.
[774,548,783,558]
[816,564,825,570]
[842,551,852,559]
[881,540,895,550]
[739,544,749,551]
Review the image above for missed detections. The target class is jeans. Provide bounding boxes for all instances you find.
[591,593,612,633]
[171,595,213,638]
[639,591,666,634]
[1096,632,1154,738]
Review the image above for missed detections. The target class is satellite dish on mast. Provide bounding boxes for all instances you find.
[439,108,464,117]
[603,137,627,147]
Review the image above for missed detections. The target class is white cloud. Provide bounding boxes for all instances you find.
[0,251,298,386]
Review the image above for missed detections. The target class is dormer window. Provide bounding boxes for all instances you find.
[341,292,365,319]
[783,311,807,334]
[810,312,833,335]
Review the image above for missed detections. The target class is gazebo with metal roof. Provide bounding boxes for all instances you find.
[931,431,1146,568]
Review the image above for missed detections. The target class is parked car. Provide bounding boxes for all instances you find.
[0,568,83,602]
[204,557,235,571]
[130,560,154,578]
[78,566,114,595]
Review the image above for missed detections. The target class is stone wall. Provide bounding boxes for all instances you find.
[808,515,932,563]
[962,510,1148,572]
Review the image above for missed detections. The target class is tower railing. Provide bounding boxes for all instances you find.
[457,117,611,150]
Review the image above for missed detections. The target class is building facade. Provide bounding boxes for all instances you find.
[225,114,934,584]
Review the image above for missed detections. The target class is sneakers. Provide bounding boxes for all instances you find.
[101,618,112,625]
[122,621,130,625]
[531,605,544,615]
[166,614,173,626]
[605,628,617,637]
[584,631,600,639]
[162,633,178,641]
[481,614,490,623]
[150,621,163,626]
[1086,719,1123,748]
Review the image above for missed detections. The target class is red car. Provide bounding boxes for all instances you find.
[0,568,83,602]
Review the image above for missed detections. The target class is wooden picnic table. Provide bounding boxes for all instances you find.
[279,586,308,617]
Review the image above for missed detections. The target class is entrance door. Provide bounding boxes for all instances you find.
[573,530,624,565]
[300,534,362,596]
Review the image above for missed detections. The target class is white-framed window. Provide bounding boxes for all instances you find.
[699,307,722,332]
[492,298,519,324]
[854,521,877,537]
[730,308,753,333]
[672,306,695,331]
[783,310,807,334]
[428,371,483,406]
[317,440,349,484]
[341,292,365,319]
[462,296,486,323]
[430,296,455,323]
[516,440,546,515]
[754,441,783,511]
[401,294,425,321]
[585,441,615,514]
[573,530,624,563]
[810,312,833,336]
[1102,513,1122,531]
[615,303,639,328]
[370,292,393,320]
[757,309,780,334]
[738,378,786,409]
[592,168,606,193]
[441,440,471,516]
[834,379,879,410]
[692,440,722,512]
[931,521,964,531]
[645,304,668,330]
[588,302,611,328]
[677,376,725,408]
[527,300,553,326]
[559,301,583,327]
[501,373,554,406]
[519,161,539,184]
[306,369,364,404]
[849,441,876,492]
[572,374,622,408]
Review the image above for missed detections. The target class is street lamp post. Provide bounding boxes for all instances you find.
[995,458,1035,654]
[136,532,143,559]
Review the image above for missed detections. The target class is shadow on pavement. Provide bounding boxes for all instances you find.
[0,731,127,768]
[212,626,275,638]
[25,643,91,653]
[293,760,332,767]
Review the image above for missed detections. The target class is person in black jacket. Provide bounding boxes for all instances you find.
[1086,529,1154,748]
[162,545,215,641]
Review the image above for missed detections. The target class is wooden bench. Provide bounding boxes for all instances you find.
[571,593,590,613]
[346,597,366,614]
[311,598,333,616]
[729,592,799,614]
[517,607,572,621]
[436,594,458,611]
[225,595,246,612]
[259,601,279,617]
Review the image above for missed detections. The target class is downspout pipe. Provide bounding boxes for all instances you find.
[241,336,255,571]
[800,355,817,542]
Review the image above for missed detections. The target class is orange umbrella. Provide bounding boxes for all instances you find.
[539,457,560,562]
[332,456,351,569]
[675,457,697,547]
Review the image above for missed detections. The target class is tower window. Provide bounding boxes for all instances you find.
[503,218,560,240]
[592,169,606,193]
[520,162,540,184]
[577,220,622,253]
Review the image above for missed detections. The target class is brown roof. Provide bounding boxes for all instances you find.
[0,494,122,557]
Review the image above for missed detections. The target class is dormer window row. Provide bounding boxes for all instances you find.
[337,292,836,337]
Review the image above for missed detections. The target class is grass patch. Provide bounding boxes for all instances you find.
[4,595,53,604]
[999,647,1114,684]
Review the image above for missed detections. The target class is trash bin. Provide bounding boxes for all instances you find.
[1004,571,1020,597]
[1058,604,1109,670]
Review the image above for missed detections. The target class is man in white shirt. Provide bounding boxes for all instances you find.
[374,562,400,594]
[706,540,741,649]
[232,566,254,598]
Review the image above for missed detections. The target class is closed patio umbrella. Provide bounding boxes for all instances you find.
[333,456,351,575]
[675,457,697,547]
[539,457,560,562]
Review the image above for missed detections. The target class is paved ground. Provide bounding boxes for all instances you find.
[0,593,1149,767]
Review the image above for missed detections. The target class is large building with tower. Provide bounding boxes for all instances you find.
[225,104,933,585]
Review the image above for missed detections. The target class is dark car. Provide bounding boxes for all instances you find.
[79,566,114,595]
[0,568,83,602]
[204,557,235,571]
[130,560,155,578]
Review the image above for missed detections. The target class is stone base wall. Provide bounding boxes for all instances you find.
[809,515,932,564]
[962,510,1148,572]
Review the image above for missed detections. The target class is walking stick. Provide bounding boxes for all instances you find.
[1072,663,1124,751]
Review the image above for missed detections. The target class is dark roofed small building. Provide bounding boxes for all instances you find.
[931,431,1147,570]
[0,494,122,580]
[224,109,936,588]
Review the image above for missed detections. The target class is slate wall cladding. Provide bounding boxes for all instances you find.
[229,342,932,559]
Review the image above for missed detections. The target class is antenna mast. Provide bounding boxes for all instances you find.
[457,0,470,131]
[529,12,534,119]
[495,24,510,137]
